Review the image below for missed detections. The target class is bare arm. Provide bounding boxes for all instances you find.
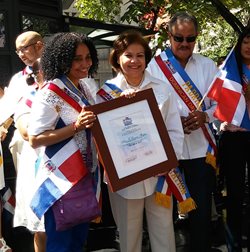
[29,110,96,148]
[16,114,30,141]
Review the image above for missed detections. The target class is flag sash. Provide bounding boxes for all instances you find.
[155,50,217,159]
[30,78,92,219]
[164,49,206,110]
[2,187,15,215]
[97,82,123,101]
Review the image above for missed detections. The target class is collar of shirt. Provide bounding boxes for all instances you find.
[116,70,161,91]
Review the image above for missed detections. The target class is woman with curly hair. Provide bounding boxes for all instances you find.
[28,32,99,252]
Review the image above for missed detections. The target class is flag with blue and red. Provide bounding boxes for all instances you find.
[207,50,250,130]
[1,186,15,224]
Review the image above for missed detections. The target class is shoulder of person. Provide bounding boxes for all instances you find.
[105,73,123,85]
[144,70,172,97]
[79,78,96,104]
[192,53,216,66]
[80,78,98,94]
[10,70,25,82]
[144,70,164,86]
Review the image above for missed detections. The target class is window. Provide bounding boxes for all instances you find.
[0,12,6,48]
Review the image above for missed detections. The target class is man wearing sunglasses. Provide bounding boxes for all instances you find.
[0,31,43,170]
[148,12,218,252]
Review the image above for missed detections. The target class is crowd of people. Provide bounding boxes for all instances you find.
[0,10,249,252]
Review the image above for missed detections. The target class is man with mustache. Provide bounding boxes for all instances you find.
[147,12,218,252]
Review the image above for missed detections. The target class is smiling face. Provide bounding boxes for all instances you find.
[67,43,92,85]
[169,20,197,67]
[118,43,146,86]
[241,35,250,65]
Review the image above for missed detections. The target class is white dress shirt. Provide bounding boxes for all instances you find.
[147,52,218,160]
[0,66,31,124]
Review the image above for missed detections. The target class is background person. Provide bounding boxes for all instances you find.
[147,12,218,252]
[0,88,11,252]
[13,59,46,252]
[0,31,43,171]
[218,27,250,251]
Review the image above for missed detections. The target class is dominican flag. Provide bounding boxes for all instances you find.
[207,50,250,130]
[97,82,123,101]
[30,118,89,219]
[1,187,15,215]
[1,187,15,223]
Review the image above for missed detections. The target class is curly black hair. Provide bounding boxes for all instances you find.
[41,32,98,81]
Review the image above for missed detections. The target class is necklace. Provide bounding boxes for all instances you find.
[125,75,145,90]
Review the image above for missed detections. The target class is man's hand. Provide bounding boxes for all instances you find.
[181,111,207,134]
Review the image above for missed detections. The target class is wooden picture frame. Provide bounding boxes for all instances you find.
[85,88,178,192]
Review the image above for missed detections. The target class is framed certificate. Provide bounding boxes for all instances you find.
[85,88,178,192]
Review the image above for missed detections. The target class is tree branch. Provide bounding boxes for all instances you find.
[210,0,245,34]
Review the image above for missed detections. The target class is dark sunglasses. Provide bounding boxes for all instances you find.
[171,33,197,43]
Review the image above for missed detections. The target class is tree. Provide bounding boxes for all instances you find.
[122,0,250,61]
[121,0,249,31]
[74,0,122,23]
[74,0,250,61]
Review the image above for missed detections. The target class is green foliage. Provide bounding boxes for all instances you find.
[74,0,250,62]
[198,18,237,62]
[74,0,122,23]
[122,0,250,62]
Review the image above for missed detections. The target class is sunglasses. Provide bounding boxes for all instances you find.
[171,33,197,43]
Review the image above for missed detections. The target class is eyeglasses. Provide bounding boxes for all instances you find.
[15,42,37,55]
[171,33,197,43]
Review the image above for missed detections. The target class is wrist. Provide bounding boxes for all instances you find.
[204,112,209,123]
[72,121,79,134]
[0,125,8,134]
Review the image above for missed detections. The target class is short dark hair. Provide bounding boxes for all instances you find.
[234,28,250,81]
[41,32,98,81]
[168,12,199,33]
[109,30,152,72]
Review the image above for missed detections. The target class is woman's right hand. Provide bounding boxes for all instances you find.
[120,89,137,98]
[75,110,96,132]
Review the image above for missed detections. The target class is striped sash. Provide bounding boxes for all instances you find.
[30,77,96,219]
[155,49,217,168]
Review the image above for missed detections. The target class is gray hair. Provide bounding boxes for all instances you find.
[168,12,199,33]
